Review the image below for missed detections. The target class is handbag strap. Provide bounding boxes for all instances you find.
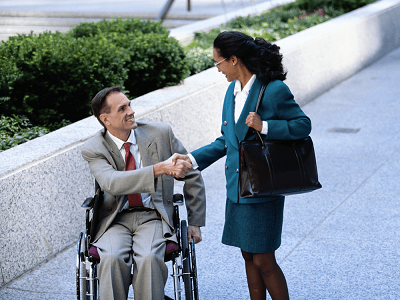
[253,85,267,142]
[255,84,267,114]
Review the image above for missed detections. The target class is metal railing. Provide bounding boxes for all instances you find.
[155,0,191,21]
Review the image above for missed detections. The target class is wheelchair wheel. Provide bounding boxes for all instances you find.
[180,220,193,300]
[190,240,199,300]
[76,232,88,300]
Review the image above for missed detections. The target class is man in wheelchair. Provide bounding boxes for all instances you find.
[81,86,206,300]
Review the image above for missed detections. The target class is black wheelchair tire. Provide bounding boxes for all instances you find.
[76,233,82,300]
[76,232,88,300]
[190,240,199,300]
[180,220,193,300]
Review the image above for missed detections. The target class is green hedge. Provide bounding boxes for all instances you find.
[69,18,190,96]
[287,0,376,12]
[0,115,50,151]
[69,17,168,38]
[0,18,190,127]
[0,31,128,125]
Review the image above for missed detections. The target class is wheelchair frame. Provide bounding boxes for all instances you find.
[76,189,198,300]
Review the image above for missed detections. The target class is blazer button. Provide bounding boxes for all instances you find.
[225,145,227,149]
[223,121,227,125]
[236,169,239,173]
[225,165,228,169]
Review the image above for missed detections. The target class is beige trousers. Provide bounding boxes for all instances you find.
[93,210,167,300]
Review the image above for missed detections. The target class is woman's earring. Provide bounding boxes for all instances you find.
[233,63,236,65]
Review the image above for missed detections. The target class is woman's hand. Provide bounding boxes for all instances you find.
[246,112,263,132]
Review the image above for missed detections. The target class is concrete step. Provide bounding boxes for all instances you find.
[0,15,197,42]
[0,16,103,27]
[0,10,215,20]
[0,25,71,34]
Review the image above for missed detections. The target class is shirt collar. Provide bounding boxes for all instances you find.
[107,129,136,151]
[233,74,257,96]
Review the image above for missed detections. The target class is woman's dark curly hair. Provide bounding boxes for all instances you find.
[214,31,287,85]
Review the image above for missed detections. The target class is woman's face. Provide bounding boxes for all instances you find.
[213,48,237,82]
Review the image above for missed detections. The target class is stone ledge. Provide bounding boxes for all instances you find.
[1,0,399,287]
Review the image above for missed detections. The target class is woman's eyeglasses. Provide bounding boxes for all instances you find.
[214,58,227,67]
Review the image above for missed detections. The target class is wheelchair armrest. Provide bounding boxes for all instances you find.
[173,194,183,206]
[81,197,95,210]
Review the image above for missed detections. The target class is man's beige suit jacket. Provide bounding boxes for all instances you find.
[81,122,206,243]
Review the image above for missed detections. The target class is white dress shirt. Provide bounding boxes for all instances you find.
[107,130,155,209]
[189,75,268,168]
[233,74,268,134]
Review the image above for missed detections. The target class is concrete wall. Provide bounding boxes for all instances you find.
[1,0,400,287]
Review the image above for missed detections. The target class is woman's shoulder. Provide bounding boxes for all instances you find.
[266,80,289,91]
[265,80,293,99]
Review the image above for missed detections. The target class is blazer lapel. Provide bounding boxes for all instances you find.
[135,124,158,167]
[235,78,263,142]
[223,82,240,150]
[103,131,125,171]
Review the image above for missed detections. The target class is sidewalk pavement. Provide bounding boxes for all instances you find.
[0,44,399,299]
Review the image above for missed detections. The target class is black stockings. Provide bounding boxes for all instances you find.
[241,250,289,300]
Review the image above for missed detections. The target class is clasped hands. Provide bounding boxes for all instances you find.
[160,153,192,179]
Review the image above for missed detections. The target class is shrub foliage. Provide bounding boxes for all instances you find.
[0,31,128,125]
[0,18,190,128]
[69,18,190,97]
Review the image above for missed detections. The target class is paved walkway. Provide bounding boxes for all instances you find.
[1,45,399,299]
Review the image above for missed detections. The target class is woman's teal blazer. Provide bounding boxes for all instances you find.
[191,78,312,204]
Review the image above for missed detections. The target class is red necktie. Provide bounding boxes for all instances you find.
[123,142,143,207]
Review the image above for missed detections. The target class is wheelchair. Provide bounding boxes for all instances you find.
[76,182,198,300]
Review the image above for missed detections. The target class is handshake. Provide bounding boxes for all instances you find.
[154,153,192,179]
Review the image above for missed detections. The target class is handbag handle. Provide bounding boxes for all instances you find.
[253,85,267,143]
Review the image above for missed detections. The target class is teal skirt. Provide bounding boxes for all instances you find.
[222,197,285,253]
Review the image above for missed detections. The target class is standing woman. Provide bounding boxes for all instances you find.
[178,31,311,300]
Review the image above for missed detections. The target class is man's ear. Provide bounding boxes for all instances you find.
[100,114,110,126]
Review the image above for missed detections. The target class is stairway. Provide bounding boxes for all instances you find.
[0,10,214,42]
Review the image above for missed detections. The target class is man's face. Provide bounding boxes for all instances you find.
[101,92,137,140]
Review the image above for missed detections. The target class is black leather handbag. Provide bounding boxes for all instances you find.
[239,85,322,198]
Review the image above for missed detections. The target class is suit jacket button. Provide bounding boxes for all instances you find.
[225,165,228,169]
[236,169,239,173]
[223,121,227,125]
[225,145,227,149]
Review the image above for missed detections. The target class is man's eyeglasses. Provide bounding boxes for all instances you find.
[214,58,227,67]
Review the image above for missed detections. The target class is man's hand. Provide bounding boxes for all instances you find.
[153,157,192,178]
[166,159,192,178]
[171,153,192,165]
[188,225,202,244]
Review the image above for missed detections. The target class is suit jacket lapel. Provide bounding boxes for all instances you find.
[103,130,125,171]
[235,78,263,143]
[135,124,158,167]
[223,82,240,150]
